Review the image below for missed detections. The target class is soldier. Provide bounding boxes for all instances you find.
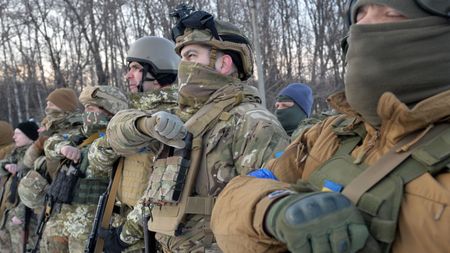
[274,83,314,138]
[104,9,289,253]
[25,85,128,253]
[89,36,180,252]
[211,1,450,253]
[0,121,15,159]
[0,121,39,253]
[15,88,81,253]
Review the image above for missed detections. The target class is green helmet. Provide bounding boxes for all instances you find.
[172,11,254,81]
[79,85,129,115]
[127,36,180,86]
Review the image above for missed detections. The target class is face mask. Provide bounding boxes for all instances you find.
[44,108,69,129]
[81,111,110,136]
[345,17,450,127]
[276,105,307,136]
[177,61,237,111]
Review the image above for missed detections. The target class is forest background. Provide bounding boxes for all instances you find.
[0,0,348,126]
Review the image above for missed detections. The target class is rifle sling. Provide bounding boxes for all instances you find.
[342,123,448,204]
[94,157,124,253]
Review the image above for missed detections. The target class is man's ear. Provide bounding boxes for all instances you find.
[216,54,234,76]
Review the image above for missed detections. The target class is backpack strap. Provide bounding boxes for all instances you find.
[342,123,449,204]
[332,117,366,156]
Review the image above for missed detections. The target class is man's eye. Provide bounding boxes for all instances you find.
[386,10,404,17]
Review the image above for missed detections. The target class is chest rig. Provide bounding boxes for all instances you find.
[145,84,260,236]
[307,117,450,252]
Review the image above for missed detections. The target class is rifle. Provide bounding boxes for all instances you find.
[84,158,124,253]
[84,190,107,253]
[142,210,156,253]
[22,207,31,253]
[32,195,54,253]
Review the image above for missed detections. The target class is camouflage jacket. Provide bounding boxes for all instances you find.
[0,144,32,223]
[88,87,179,176]
[117,83,290,245]
[88,88,179,250]
[129,86,178,111]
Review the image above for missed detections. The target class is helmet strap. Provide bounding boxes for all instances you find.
[208,47,218,69]
[138,64,156,93]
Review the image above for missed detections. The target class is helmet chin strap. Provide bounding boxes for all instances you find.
[137,64,156,93]
[209,47,218,69]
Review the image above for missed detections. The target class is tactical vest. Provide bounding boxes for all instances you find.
[147,84,259,236]
[307,118,450,252]
[118,152,155,207]
[48,131,109,205]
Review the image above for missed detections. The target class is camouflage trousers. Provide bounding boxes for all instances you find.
[41,203,96,253]
[155,215,222,253]
[0,211,38,253]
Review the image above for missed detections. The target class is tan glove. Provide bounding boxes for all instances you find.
[137,111,187,149]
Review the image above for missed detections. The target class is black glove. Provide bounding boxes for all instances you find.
[265,191,370,253]
[98,226,130,253]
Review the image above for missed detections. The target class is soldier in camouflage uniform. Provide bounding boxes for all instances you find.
[0,119,15,252]
[28,86,128,253]
[87,36,180,253]
[104,10,289,253]
[0,121,39,253]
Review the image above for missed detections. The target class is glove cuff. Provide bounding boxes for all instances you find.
[136,116,156,137]
[264,192,297,241]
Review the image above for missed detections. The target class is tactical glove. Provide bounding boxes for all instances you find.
[137,111,187,148]
[98,226,130,253]
[265,191,369,253]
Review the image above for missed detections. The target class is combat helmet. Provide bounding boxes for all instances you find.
[79,85,129,115]
[171,6,254,81]
[127,36,180,91]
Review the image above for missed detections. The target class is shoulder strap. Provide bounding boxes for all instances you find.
[94,157,124,253]
[342,123,449,204]
[78,129,106,149]
[185,94,243,138]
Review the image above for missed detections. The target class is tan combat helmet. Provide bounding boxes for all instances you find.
[79,85,129,115]
[127,36,180,90]
[171,9,254,81]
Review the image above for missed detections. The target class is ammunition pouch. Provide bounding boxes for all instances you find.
[72,178,109,205]
[47,162,82,204]
[146,156,190,204]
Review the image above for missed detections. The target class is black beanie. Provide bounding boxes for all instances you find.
[16,121,39,141]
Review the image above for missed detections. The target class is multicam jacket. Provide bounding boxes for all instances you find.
[111,83,290,248]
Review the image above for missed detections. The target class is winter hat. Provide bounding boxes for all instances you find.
[277,83,314,117]
[46,88,79,112]
[0,120,14,145]
[16,121,39,141]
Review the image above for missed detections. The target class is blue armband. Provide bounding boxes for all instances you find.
[247,168,278,180]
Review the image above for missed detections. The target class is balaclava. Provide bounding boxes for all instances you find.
[345,0,450,127]
[275,96,308,136]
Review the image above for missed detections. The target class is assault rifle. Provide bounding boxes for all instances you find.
[32,195,55,253]
[85,158,122,253]
[23,207,31,253]
[84,189,108,253]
